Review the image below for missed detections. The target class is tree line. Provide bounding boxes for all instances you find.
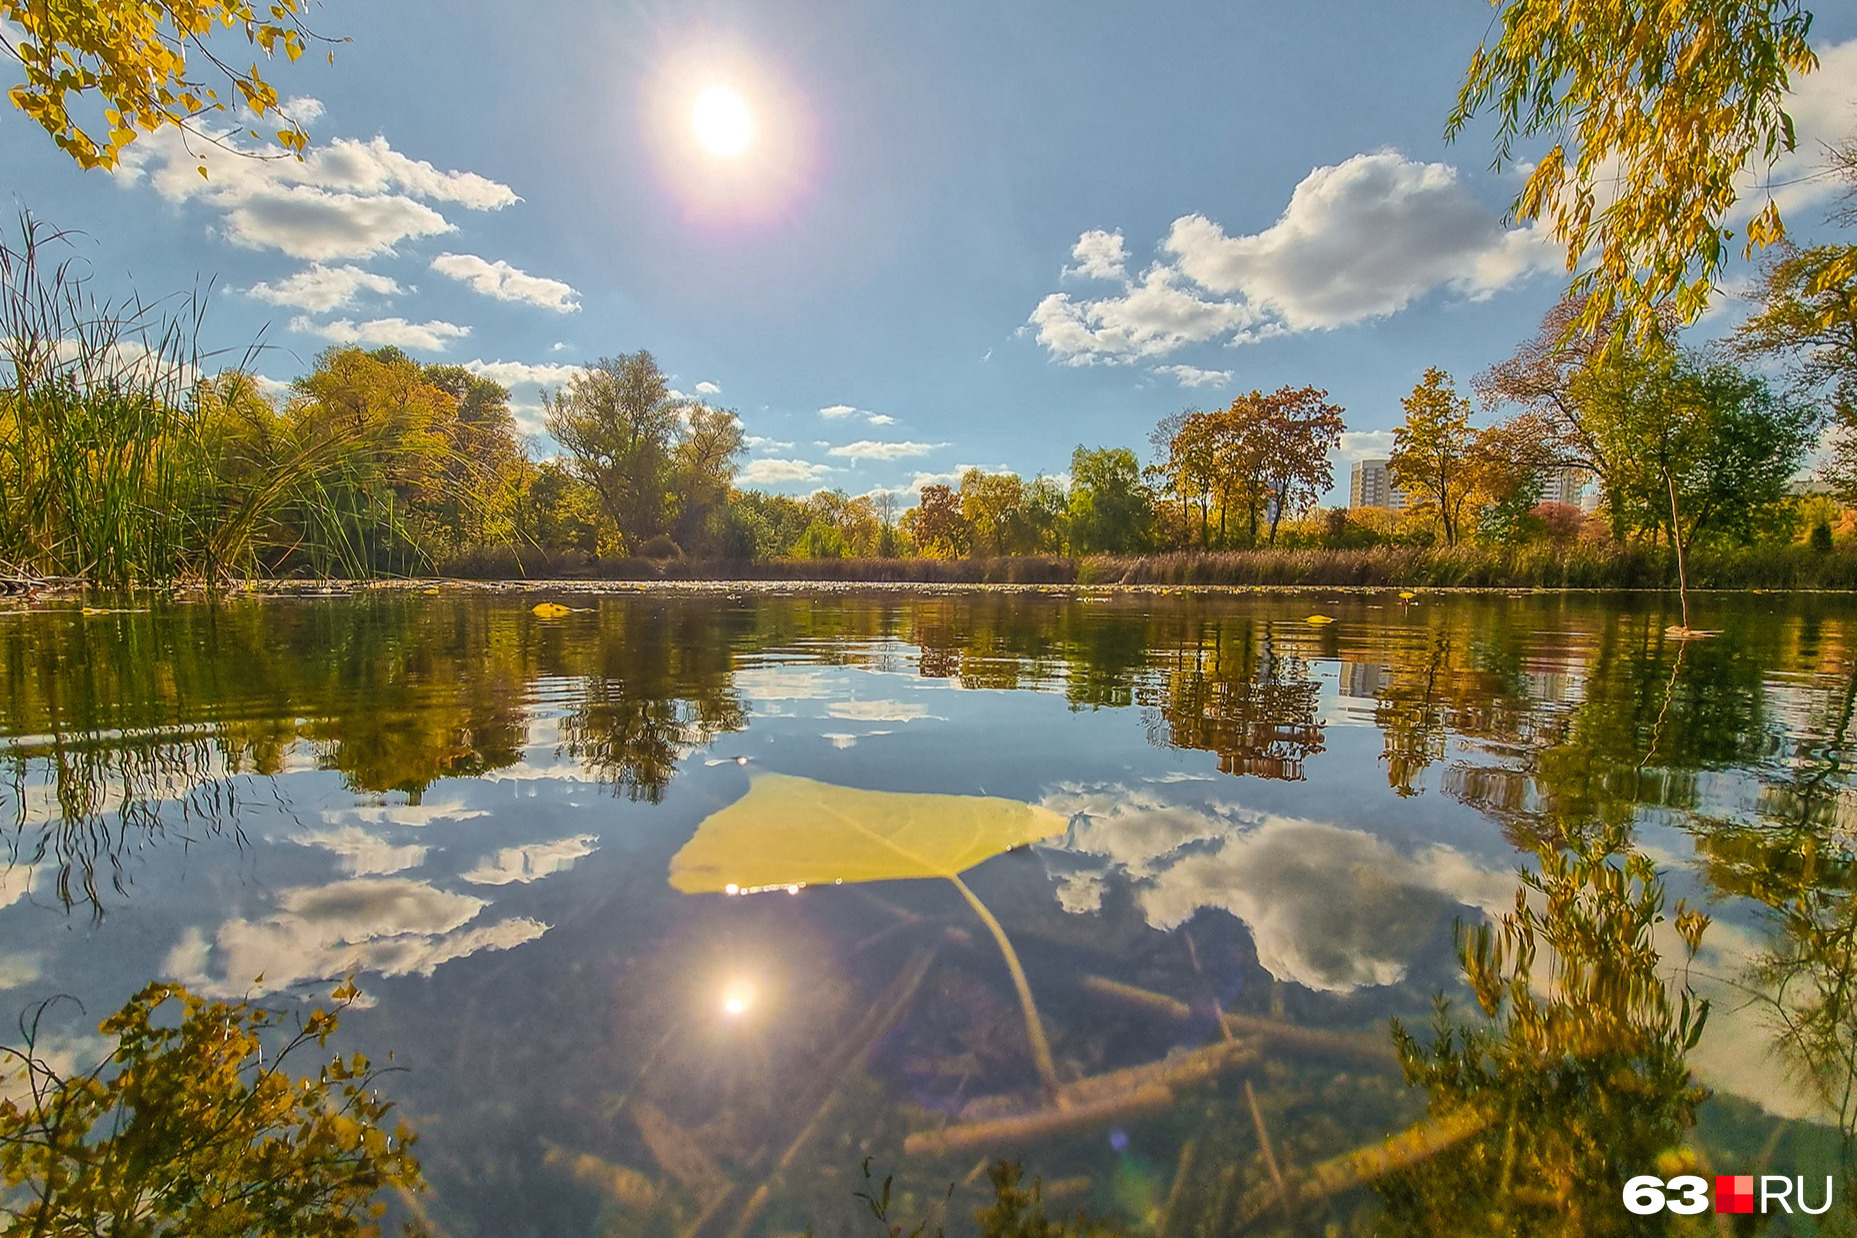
[4,180,1855,585]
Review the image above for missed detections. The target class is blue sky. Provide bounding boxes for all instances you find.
[4,0,1855,500]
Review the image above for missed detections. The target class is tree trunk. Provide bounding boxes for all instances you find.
[1664,468,1692,630]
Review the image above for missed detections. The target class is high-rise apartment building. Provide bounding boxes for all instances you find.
[1538,467,1590,508]
[1349,458,1405,510]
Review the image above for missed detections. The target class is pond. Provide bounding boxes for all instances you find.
[1,587,1852,1235]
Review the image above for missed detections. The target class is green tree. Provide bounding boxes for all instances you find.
[790,518,848,559]
[959,468,1028,557]
[1583,350,1816,625]
[0,980,424,1236]
[286,346,464,574]
[669,404,745,554]
[417,363,521,548]
[722,489,814,560]
[1067,446,1153,554]
[1481,296,1666,541]
[1,0,328,169]
[1390,367,1479,546]
[543,351,686,554]
[1447,0,1820,338]
[529,460,607,554]
[1021,475,1070,554]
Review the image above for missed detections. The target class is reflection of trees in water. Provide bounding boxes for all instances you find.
[556,606,747,803]
[0,980,424,1234]
[1381,827,1711,1235]
[1141,617,1324,780]
[1347,609,1544,799]
[1373,603,1857,1233]
[1436,615,1776,850]
[1693,654,1857,1181]
[0,596,750,908]
[3,727,242,912]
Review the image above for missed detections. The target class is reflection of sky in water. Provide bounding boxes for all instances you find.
[1,594,1853,1228]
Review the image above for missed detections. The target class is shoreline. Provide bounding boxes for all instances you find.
[19,577,1857,601]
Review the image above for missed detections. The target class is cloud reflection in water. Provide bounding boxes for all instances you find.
[1040,783,1511,993]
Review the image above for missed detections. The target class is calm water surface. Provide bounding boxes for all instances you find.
[2,589,1854,1235]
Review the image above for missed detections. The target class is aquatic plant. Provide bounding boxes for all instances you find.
[1379,826,1712,1234]
[0,979,425,1236]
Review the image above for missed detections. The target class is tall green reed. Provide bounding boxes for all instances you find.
[0,213,210,585]
[0,214,436,584]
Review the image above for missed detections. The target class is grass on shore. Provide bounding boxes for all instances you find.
[436,541,1857,591]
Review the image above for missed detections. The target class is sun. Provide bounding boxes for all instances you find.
[692,85,754,157]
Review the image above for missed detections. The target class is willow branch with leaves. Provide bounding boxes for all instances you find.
[1449,0,1820,342]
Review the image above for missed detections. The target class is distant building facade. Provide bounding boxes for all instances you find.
[1537,467,1590,509]
[1349,458,1405,511]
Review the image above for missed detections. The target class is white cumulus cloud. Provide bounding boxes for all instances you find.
[1339,429,1397,461]
[462,359,585,387]
[248,263,401,312]
[1162,152,1557,330]
[695,381,721,394]
[1030,151,1557,365]
[1029,265,1264,365]
[291,316,471,352]
[165,877,549,997]
[115,104,517,260]
[1153,364,1233,389]
[463,834,598,885]
[740,458,834,484]
[293,826,428,876]
[826,440,944,463]
[431,252,580,313]
[1066,228,1128,280]
[819,404,897,426]
[1037,785,1512,994]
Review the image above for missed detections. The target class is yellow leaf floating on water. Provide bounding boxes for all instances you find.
[671,772,1071,1092]
[1305,614,1335,625]
[669,772,1066,893]
[1398,590,1416,600]
[531,603,572,618]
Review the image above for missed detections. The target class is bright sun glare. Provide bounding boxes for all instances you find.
[720,980,756,1017]
[693,86,754,157]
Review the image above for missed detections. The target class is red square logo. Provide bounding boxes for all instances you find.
[1716,1175,1755,1214]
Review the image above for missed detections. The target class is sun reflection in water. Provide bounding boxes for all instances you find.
[719,979,757,1018]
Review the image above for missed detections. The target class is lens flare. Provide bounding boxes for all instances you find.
[720,979,756,1017]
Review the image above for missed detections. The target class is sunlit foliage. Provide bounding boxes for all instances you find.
[1448,0,1819,339]
[1067,446,1153,555]
[1390,368,1479,547]
[0,0,328,169]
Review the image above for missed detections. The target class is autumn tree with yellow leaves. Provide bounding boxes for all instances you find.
[1449,0,1822,341]
[1390,367,1481,547]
